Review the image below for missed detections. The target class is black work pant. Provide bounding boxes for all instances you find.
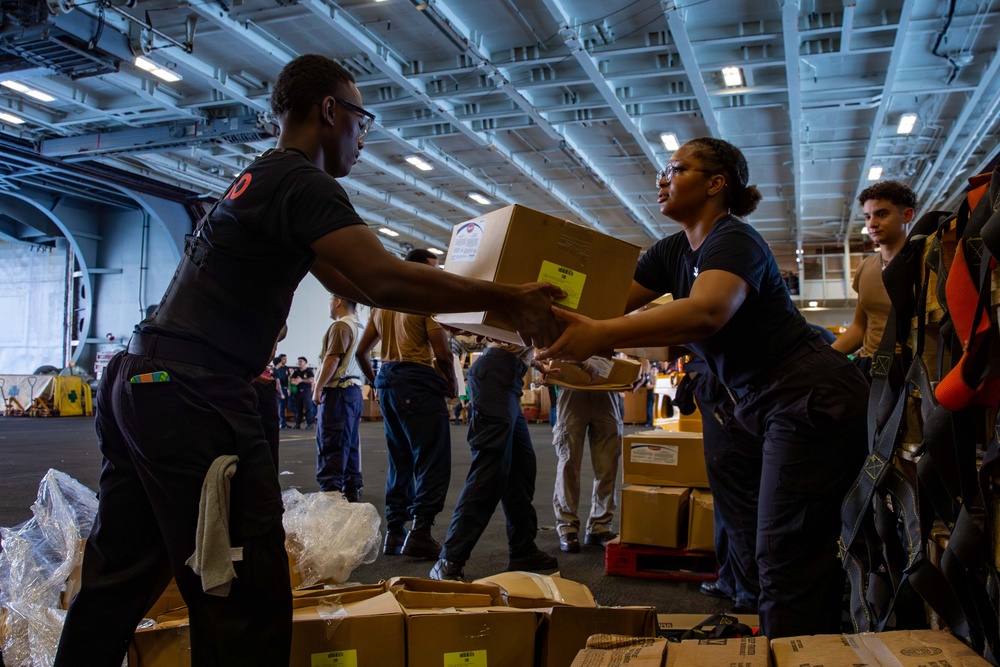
[734,342,868,638]
[699,393,763,610]
[375,362,451,527]
[442,348,539,564]
[293,385,314,427]
[55,351,291,667]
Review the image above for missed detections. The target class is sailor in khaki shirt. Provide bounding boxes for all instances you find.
[356,249,457,560]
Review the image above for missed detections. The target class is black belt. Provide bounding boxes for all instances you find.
[127,332,251,380]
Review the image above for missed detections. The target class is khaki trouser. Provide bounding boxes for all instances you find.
[552,388,622,537]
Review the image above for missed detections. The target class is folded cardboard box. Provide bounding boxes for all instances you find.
[570,635,668,667]
[538,607,657,667]
[770,629,991,667]
[543,357,642,391]
[620,485,690,549]
[473,572,596,608]
[623,430,708,488]
[436,204,640,344]
[666,636,770,667]
[687,489,715,552]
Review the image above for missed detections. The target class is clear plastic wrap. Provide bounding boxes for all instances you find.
[0,469,98,667]
[281,490,381,588]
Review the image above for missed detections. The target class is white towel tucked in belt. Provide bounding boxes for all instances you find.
[186,454,239,596]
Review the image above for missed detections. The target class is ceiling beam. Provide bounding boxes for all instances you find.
[782,0,805,253]
[662,2,720,137]
[841,0,915,241]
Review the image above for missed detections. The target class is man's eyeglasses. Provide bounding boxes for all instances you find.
[332,97,376,140]
[655,165,713,186]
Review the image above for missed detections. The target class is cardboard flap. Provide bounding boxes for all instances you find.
[473,572,596,608]
[394,590,496,609]
[387,576,504,606]
[543,358,641,391]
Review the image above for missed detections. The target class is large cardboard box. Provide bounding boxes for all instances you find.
[404,606,537,667]
[666,636,770,666]
[623,430,708,488]
[687,489,715,552]
[570,635,668,667]
[771,630,992,667]
[538,607,657,667]
[623,386,649,424]
[620,485,690,549]
[473,572,596,608]
[390,577,536,667]
[361,397,381,420]
[436,204,640,344]
[288,591,406,666]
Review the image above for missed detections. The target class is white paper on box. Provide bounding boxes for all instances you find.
[311,649,357,666]
[585,356,615,379]
[630,444,679,466]
[451,220,485,262]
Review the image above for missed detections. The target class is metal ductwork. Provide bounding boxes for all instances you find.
[0,1,133,78]
[40,114,276,158]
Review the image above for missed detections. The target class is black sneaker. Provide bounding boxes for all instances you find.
[507,550,558,573]
[429,558,465,581]
[559,533,581,553]
[583,531,617,547]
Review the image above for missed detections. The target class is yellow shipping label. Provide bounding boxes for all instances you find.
[311,650,357,667]
[538,260,586,309]
[443,649,487,666]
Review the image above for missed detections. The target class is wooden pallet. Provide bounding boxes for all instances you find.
[605,537,717,581]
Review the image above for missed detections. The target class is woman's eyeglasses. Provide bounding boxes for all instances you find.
[655,165,713,186]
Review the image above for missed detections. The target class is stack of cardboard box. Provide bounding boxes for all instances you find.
[619,430,714,552]
[361,385,380,421]
[126,573,656,667]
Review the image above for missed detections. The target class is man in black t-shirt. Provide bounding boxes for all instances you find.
[272,353,290,428]
[290,356,315,429]
[55,55,565,667]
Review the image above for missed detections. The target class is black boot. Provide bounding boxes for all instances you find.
[383,522,407,556]
[344,486,363,503]
[402,517,441,560]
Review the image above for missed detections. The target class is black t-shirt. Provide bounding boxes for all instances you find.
[633,215,815,390]
[273,365,290,389]
[291,367,314,388]
[142,148,365,377]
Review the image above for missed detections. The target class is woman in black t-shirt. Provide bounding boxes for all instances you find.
[538,138,868,638]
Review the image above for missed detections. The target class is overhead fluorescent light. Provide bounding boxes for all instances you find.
[808,301,819,308]
[659,132,679,151]
[405,155,433,171]
[867,166,883,180]
[468,193,491,205]
[0,111,25,124]
[428,248,444,255]
[24,89,55,102]
[134,56,182,83]
[722,66,743,87]
[897,113,918,135]
[862,227,869,235]
[134,56,158,72]
[1,80,55,103]
[378,227,399,237]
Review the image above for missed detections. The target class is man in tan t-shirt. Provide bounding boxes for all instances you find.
[313,295,365,500]
[833,180,916,381]
[356,249,458,559]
